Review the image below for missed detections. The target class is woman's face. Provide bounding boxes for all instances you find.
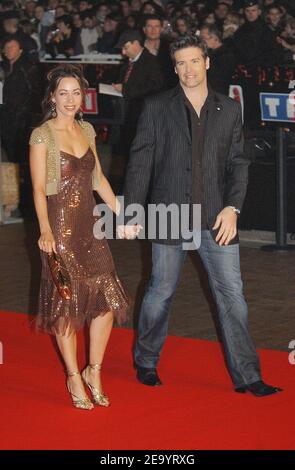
[51,77,83,118]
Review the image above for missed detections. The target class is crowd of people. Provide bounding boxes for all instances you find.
[0,0,295,64]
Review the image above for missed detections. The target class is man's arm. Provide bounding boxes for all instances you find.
[122,99,156,222]
[223,103,250,212]
[213,102,250,246]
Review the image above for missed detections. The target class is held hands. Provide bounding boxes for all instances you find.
[38,230,57,254]
[213,207,237,246]
[117,225,142,240]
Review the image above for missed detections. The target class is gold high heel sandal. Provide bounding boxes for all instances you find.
[66,370,94,410]
[82,363,110,407]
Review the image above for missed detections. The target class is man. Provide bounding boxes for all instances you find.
[120,35,282,397]
[142,14,178,89]
[233,0,281,66]
[1,10,38,60]
[1,36,42,216]
[78,10,99,54]
[200,24,236,95]
[113,29,163,150]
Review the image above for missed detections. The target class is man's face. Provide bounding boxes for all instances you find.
[200,28,219,49]
[215,4,229,19]
[84,17,94,29]
[73,14,82,28]
[104,19,118,32]
[143,19,163,40]
[35,6,44,20]
[26,1,35,14]
[245,5,261,22]
[174,46,209,89]
[4,40,23,62]
[79,1,89,11]
[3,19,18,34]
[268,8,281,26]
[122,40,140,59]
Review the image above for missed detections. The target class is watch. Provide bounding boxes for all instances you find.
[227,206,240,215]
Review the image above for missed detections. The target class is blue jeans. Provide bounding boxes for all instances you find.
[134,230,261,388]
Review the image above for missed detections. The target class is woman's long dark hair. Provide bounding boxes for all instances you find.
[41,64,89,124]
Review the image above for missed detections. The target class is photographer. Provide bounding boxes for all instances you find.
[45,15,79,57]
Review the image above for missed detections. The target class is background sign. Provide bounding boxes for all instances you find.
[82,88,98,114]
[260,92,295,122]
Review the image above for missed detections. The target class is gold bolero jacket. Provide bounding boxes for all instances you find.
[29,119,102,196]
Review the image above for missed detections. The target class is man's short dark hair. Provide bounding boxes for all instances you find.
[201,24,223,42]
[3,35,23,50]
[56,15,73,28]
[142,14,164,27]
[170,35,208,65]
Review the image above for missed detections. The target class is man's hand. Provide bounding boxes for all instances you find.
[112,83,123,93]
[212,207,237,246]
[117,225,142,240]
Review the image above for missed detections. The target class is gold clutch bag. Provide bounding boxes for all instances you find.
[47,252,72,300]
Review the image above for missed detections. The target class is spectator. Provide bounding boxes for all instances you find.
[142,14,177,88]
[96,13,121,53]
[112,29,164,150]
[34,3,55,53]
[72,12,83,30]
[77,10,99,54]
[120,0,132,18]
[233,0,282,66]
[1,36,42,215]
[223,12,241,39]
[201,23,236,94]
[125,14,137,29]
[24,0,37,22]
[131,0,143,13]
[214,2,230,29]
[19,19,41,51]
[2,10,38,61]
[55,5,67,19]
[265,4,285,35]
[174,15,193,37]
[78,1,93,13]
[46,14,79,57]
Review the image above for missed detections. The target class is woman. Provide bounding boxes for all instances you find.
[29,65,130,410]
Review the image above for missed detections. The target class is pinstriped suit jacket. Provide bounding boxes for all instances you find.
[123,84,250,244]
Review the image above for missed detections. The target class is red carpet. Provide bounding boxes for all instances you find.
[0,310,294,450]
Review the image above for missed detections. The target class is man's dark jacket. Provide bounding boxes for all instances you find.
[123,84,250,244]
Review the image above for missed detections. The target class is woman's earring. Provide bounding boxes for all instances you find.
[50,101,57,118]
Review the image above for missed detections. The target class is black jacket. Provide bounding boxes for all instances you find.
[123,85,249,244]
[207,44,236,95]
[117,47,164,145]
[233,18,281,67]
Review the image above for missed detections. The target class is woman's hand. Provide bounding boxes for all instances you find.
[38,230,57,254]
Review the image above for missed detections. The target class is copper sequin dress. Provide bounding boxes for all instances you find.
[37,147,129,335]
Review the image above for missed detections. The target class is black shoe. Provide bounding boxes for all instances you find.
[136,366,162,387]
[235,380,283,397]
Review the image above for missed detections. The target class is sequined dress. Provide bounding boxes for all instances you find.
[37,147,129,335]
